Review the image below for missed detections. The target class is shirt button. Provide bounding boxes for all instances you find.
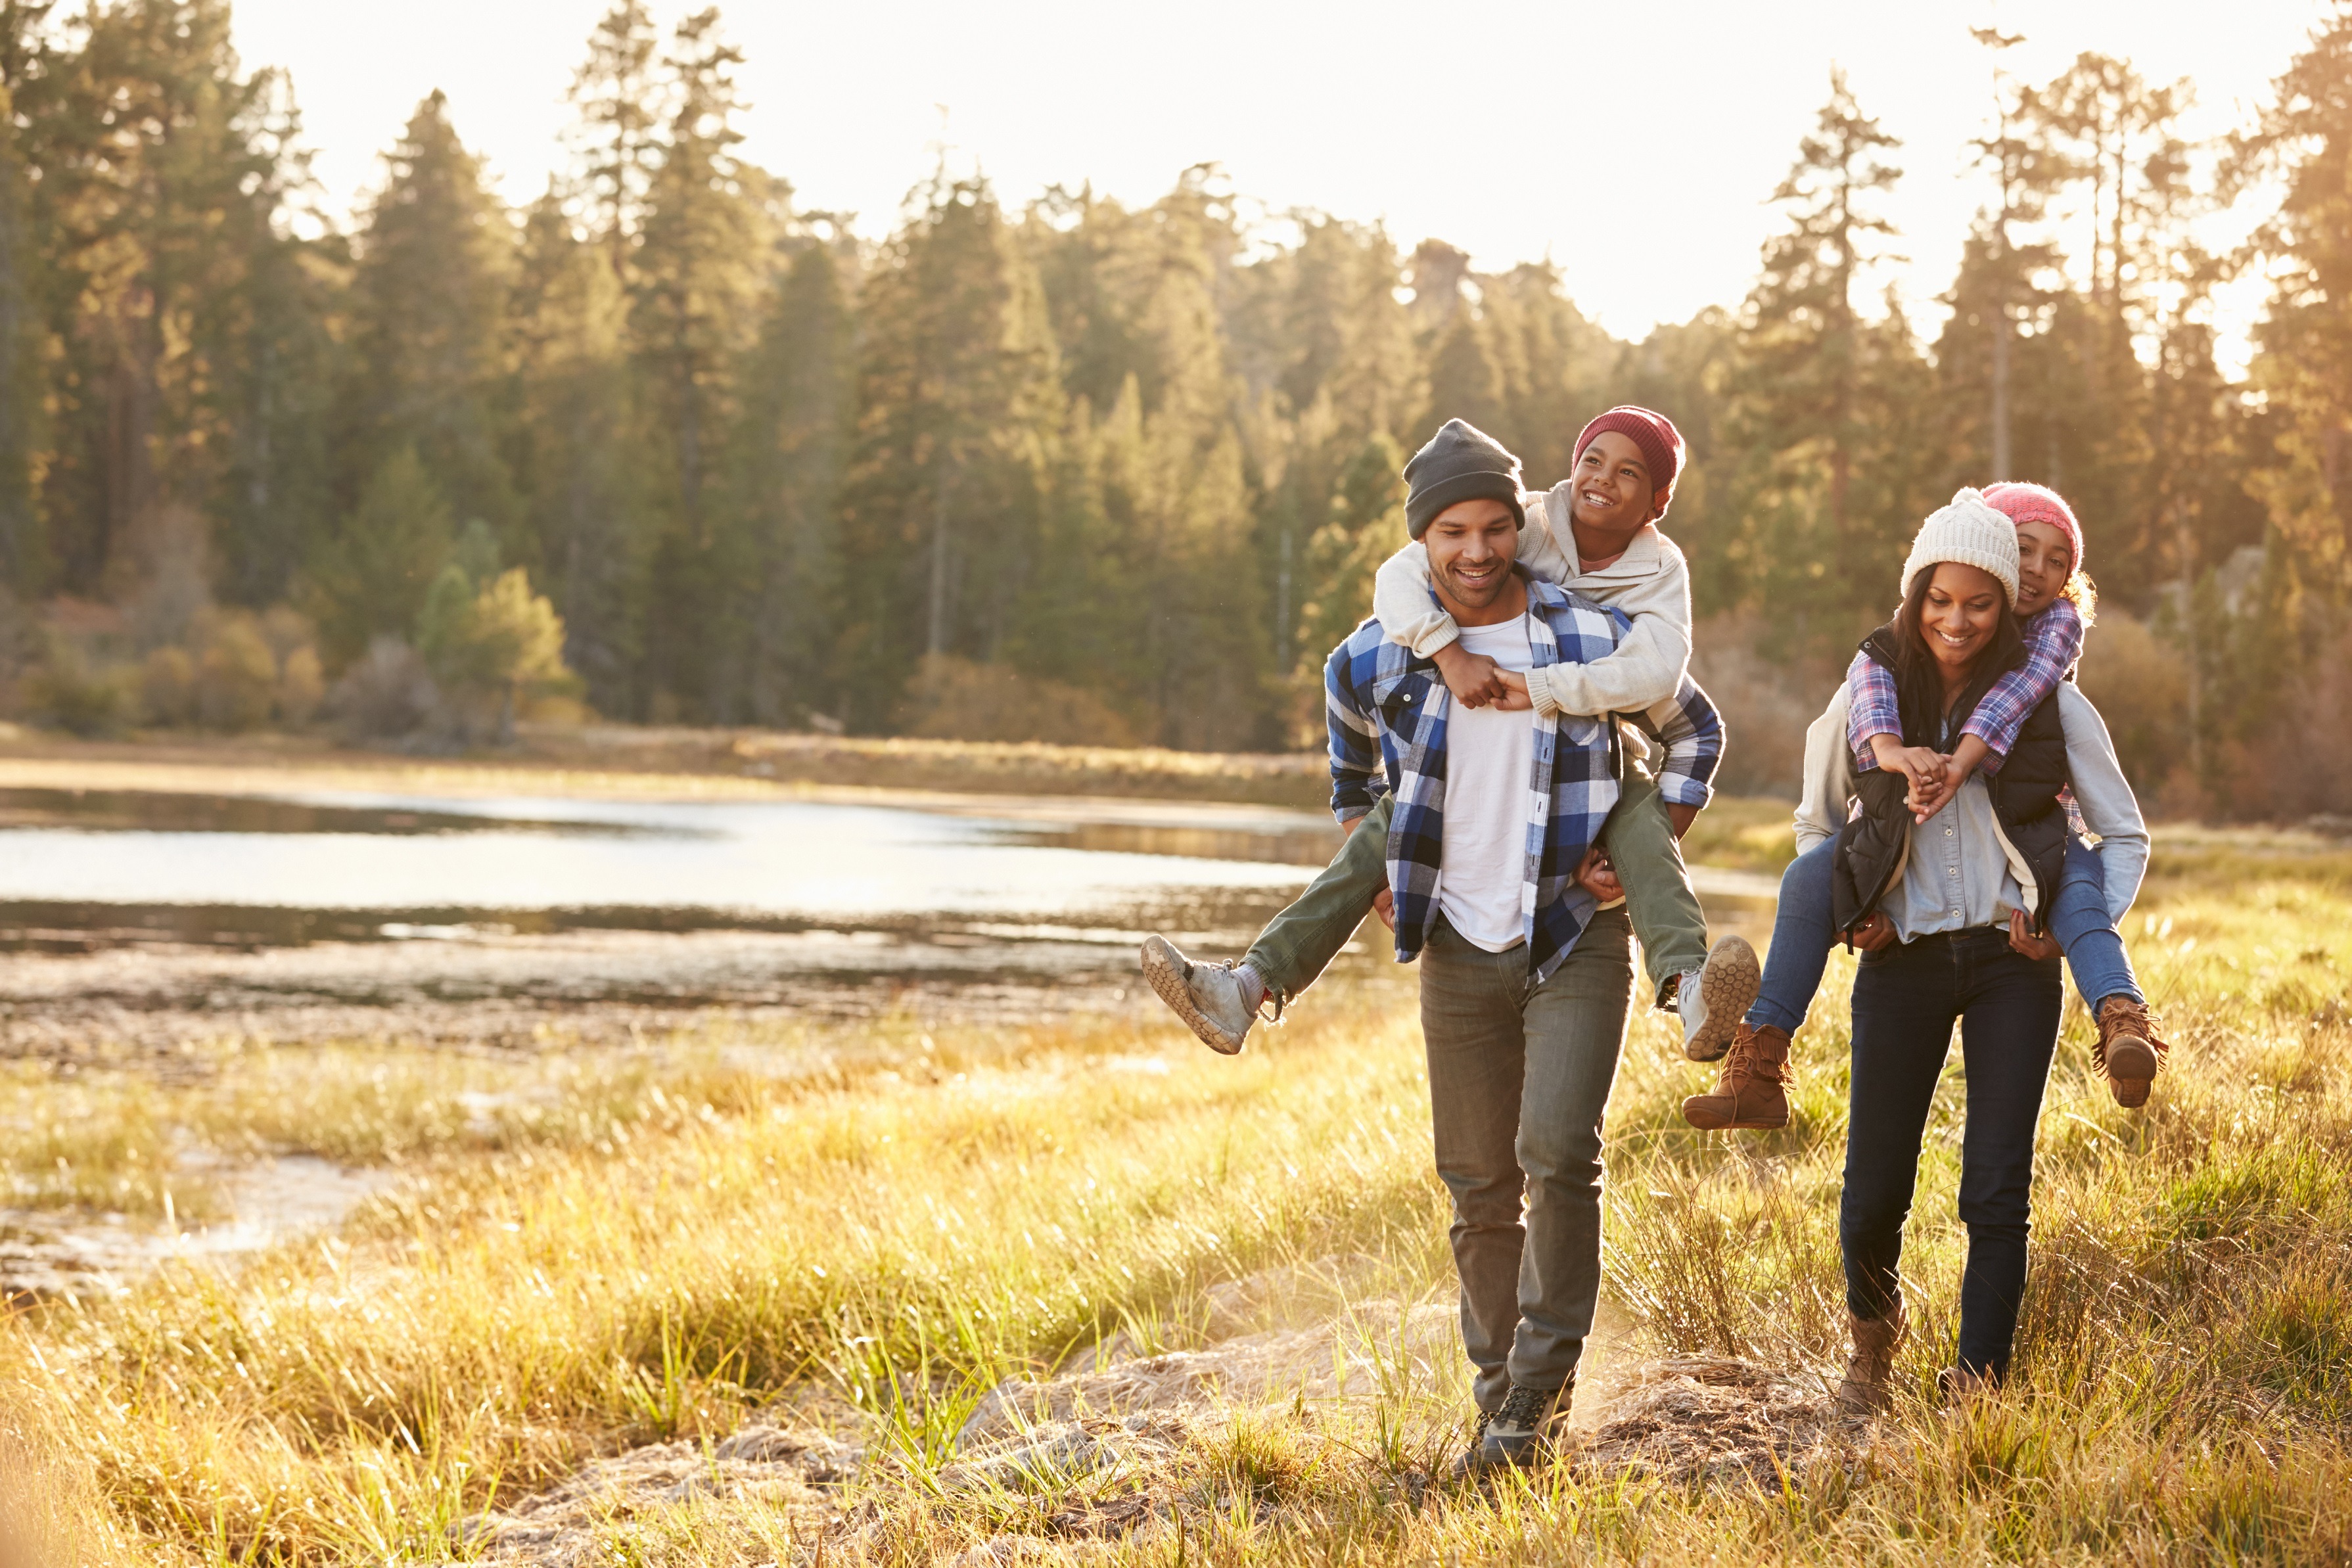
[1945,827,1954,837]
[1947,867,1959,877]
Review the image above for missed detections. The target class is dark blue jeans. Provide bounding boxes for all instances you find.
[1748,835,2140,1035]
[1841,927,2062,1381]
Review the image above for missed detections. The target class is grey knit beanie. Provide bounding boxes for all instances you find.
[1900,488,2021,607]
[1404,419,1525,540]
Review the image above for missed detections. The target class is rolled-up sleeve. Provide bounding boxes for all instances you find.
[1636,676,1722,809]
[1326,643,1382,824]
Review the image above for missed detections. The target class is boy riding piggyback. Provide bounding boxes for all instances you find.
[1141,410,1757,1061]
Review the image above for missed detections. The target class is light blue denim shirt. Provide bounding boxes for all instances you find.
[1794,683,2150,944]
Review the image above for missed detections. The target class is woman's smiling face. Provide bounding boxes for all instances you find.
[1918,562,2007,675]
[2014,520,2073,617]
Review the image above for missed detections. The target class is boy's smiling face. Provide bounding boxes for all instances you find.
[2014,520,2073,618]
[1569,430,1655,546]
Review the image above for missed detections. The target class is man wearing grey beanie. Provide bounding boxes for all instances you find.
[1402,419,1528,541]
[1144,422,1728,1471]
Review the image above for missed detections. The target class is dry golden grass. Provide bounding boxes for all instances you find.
[1,837,2347,1563]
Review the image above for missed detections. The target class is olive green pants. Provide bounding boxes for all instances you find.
[1243,766,1711,1007]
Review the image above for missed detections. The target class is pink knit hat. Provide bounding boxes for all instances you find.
[1573,407,1684,520]
[1981,482,2084,573]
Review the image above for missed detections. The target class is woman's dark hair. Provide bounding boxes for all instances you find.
[1890,561,2025,725]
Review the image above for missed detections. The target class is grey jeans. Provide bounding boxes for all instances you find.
[1420,905,1634,1412]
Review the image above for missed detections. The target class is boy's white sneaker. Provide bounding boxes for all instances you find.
[1140,935,1257,1055]
[1680,935,1760,1063]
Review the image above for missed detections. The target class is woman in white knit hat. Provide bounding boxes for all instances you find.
[1783,491,2151,1412]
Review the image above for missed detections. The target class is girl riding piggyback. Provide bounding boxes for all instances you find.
[1680,482,2169,1134]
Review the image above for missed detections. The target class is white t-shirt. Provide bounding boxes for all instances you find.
[1438,614,1538,952]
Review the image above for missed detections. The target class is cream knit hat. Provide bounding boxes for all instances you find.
[1899,488,2021,608]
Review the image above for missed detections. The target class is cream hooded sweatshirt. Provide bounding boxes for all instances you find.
[1369,479,1694,719]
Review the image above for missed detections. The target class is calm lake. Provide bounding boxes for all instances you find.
[0,783,1777,1049]
[0,786,1333,944]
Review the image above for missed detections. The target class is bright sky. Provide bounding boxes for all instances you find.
[231,0,2330,367]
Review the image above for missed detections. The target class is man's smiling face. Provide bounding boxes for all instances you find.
[1425,497,1521,618]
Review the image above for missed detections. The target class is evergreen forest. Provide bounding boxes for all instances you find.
[5,0,2352,818]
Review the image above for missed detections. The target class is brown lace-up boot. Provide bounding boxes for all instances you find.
[2094,996,2169,1109]
[1835,1306,1906,1416]
[1680,1022,1791,1130]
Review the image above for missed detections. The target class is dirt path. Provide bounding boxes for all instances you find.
[459,1270,1850,1565]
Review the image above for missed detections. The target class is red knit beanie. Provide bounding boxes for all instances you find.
[1572,407,1685,520]
[1980,482,2085,572]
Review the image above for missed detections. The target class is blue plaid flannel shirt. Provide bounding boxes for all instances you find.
[1324,573,1724,984]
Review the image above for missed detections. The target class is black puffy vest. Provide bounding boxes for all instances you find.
[1829,624,2071,940]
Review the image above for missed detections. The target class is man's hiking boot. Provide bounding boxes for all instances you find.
[1447,1406,1498,1481]
[1680,1022,1791,1130]
[2094,995,2168,1109]
[1678,934,1761,1063]
[1835,1306,1906,1416]
[1139,935,1259,1055]
[1471,1380,1569,1471]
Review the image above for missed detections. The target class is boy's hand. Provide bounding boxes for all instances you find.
[1575,845,1624,903]
[1433,643,1509,709]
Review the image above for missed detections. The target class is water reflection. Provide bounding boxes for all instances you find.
[0,787,1333,950]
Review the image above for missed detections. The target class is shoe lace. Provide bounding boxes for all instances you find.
[2096,998,2169,1071]
[1494,1382,1556,1429]
[1723,1030,1793,1090]
[1218,961,1285,1025]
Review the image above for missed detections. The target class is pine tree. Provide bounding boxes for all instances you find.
[510,188,649,716]
[2237,4,2352,593]
[709,236,853,725]
[629,7,768,715]
[301,445,455,666]
[566,1,660,278]
[343,89,518,549]
[1719,70,1938,635]
[835,172,1059,730]
[35,0,290,593]
[0,3,53,591]
[210,70,338,609]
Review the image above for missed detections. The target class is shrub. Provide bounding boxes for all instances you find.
[139,645,197,727]
[193,611,278,731]
[24,643,135,736]
[2077,609,2190,799]
[413,566,576,744]
[894,655,1142,748]
[277,645,325,726]
[326,635,439,741]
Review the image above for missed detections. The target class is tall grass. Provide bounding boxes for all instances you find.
[4,842,2349,1563]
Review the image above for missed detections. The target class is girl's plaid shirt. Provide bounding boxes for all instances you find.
[1845,596,2087,773]
[1323,574,1723,985]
